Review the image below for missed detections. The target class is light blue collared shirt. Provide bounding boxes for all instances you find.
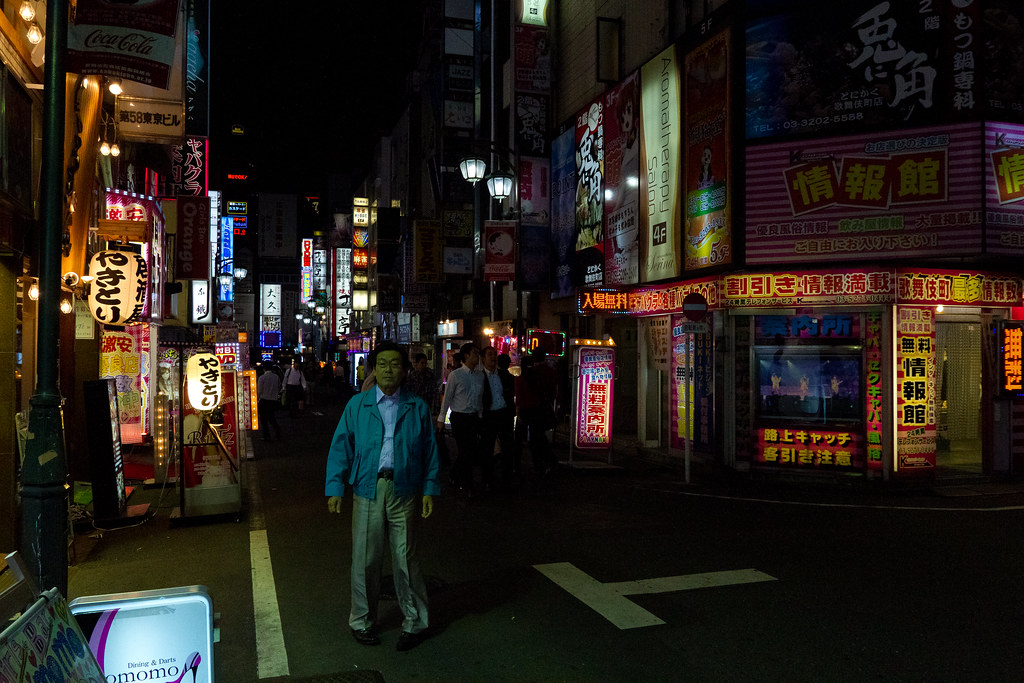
[484,370,506,411]
[376,386,400,471]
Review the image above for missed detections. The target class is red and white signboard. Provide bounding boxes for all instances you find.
[574,346,615,449]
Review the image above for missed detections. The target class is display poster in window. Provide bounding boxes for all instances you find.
[574,347,614,449]
[671,313,714,453]
[896,306,937,471]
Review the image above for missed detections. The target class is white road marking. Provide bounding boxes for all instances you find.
[534,562,776,629]
[251,529,290,678]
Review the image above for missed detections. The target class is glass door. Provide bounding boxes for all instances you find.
[935,320,982,474]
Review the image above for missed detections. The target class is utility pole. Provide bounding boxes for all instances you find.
[21,0,69,596]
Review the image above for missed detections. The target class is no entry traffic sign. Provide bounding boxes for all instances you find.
[682,292,708,321]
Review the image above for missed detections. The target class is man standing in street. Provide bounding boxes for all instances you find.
[436,342,483,497]
[406,352,437,408]
[480,348,516,490]
[256,364,283,442]
[326,341,441,651]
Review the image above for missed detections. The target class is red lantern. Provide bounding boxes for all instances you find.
[87,250,148,325]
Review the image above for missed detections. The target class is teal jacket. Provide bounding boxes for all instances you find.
[325,388,441,500]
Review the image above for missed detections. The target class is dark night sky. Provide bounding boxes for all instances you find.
[209,3,424,197]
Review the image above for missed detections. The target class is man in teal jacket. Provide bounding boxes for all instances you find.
[326,341,441,651]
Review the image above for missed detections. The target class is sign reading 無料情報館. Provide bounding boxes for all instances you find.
[896,306,937,472]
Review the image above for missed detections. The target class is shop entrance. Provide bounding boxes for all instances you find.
[935,320,983,474]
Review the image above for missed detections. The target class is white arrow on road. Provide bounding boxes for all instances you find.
[534,562,777,629]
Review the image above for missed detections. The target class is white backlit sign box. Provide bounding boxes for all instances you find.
[70,586,214,683]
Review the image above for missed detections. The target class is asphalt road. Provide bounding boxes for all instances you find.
[67,393,1024,682]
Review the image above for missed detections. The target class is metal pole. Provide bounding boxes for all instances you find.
[21,0,69,596]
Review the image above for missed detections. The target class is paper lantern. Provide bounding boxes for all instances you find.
[87,250,148,325]
[185,352,222,411]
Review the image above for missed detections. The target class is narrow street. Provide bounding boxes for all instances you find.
[67,393,1024,682]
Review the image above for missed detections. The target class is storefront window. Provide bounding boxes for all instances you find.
[754,346,862,424]
[753,313,864,427]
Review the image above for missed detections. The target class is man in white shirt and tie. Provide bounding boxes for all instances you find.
[436,342,484,497]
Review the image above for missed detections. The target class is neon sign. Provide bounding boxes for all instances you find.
[1000,322,1024,397]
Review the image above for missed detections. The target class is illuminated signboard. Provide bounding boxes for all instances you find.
[231,216,247,234]
[579,289,630,314]
[226,201,247,214]
[527,328,566,357]
[353,227,370,248]
[354,206,370,227]
[227,173,248,180]
[300,238,313,304]
[865,312,884,470]
[757,428,863,469]
[1000,322,1024,397]
[301,271,313,305]
[895,306,936,472]
[215,342,238,369]
[260,330,282,348]
[574,346,614,449]
[313,248,328,291]
[70,587,215,683]
[219,216,233,302]
[353,248,369,269]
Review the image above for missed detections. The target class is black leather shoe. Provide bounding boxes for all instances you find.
[351,627,380,646]
[396,630,426,651]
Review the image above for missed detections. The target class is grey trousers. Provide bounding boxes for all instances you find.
[349,478,429,634]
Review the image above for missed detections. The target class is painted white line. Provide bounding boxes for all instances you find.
[534,562,776,630]
[251,529,290,678]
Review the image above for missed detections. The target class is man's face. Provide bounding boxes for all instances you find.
[414,358,427,372]
[464,347,481,369]
[375,351,406,395]
[483,348,497,370]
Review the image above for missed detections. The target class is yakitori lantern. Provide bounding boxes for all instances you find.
[185,352,222,411]
[87,250,148,325]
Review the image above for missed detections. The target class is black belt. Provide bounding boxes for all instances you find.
[377,468,394,480]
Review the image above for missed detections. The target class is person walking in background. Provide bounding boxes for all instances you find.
[406,353,436,406]
[437,343,483,497]
[325,341,440,651]
[256,364,283,442]
[516,350,558,476]
[283,359,308,417]
[480,348,517,491]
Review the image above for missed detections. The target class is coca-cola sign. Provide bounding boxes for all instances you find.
[68,0,181,89]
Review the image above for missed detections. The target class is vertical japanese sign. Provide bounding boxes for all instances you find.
[865,311,884,470]
[671,313,714,452]
[574,98,604,286]
[986,122,1024,258]
[640,43,682,283]
[551,127,577,298]
[413,220,443,284]
[334,247,351,337]
[185,0,210,137]
[169,136,208,196]
[603,73,641,285]
[1000,322,1024,397]
[574,346,615,449]
[685,24,733,271]
[260,283,281,347]
[300,238,313,304]
[896,306,936,471]
[219,216,233,302]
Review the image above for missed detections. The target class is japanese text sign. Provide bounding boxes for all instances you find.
[574,347,615,449]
